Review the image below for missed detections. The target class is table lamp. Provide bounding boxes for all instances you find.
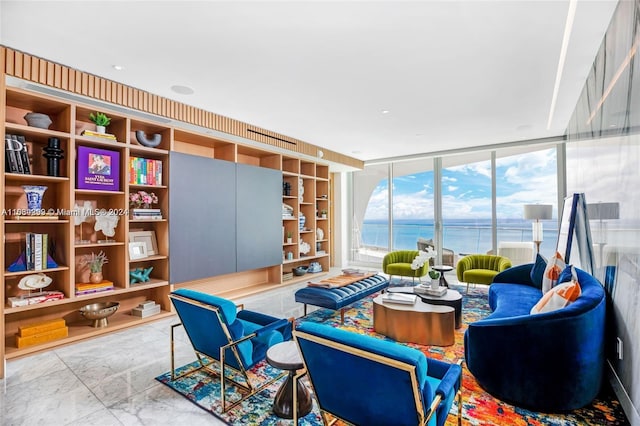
[523,204,553,254]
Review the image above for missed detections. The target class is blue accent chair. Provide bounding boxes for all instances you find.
[294,322,462,426]
[169,288,293,412]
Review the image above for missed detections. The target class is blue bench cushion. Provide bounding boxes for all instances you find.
[295,274,388,310]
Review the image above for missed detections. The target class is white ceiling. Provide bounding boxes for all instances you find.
[0,1,619,163]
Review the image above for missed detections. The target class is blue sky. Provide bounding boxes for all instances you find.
[365,148,558,220]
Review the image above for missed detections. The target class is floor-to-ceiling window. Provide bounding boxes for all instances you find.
[495,145,558,259]
[391,160,435,250]
[441,152,492,256]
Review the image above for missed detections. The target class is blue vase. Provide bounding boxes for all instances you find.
[22,185,48,211]
[299,213,306,230]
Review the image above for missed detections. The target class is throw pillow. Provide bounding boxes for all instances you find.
[529,253,547,288]
[541,251,566,294]
[557,264,574,284]
[531,266,581,314]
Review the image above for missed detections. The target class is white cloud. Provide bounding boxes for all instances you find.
[448,185,458,192]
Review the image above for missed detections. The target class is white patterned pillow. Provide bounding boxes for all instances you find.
[541,251,565,294]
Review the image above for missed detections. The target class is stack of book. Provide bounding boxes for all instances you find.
[8,291,65,307]
[131,300,161,318]
[14,318,68,348]
[282,271,293,281]
[131,208,162,220]
[24,233,50,271]
[4,134,31,174]
[381,292,417,305]
[81,130,117,141]
[75,280,114,296]
[129,157,163,185]
[413,285,447,297]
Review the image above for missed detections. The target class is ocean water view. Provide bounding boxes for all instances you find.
[360,219,559,257]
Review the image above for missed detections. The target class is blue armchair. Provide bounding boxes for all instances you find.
[169,288,293,412]
[294,322,462,426]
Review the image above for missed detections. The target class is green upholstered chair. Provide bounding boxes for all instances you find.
[456,254,512,293]
[382,250,428,282]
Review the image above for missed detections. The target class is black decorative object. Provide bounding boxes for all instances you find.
[283,181,291,196]
[43,137,64,177]
[135,130,162,148]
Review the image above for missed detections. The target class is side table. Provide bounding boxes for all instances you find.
[432,265,454,287]
[266,340,313,419]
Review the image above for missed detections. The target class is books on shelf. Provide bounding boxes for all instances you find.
[24,232,49,271]
[381,292,418,305]
[75,280,114,296]
[8,291,65,308]
[81,130,117,140]
[5,134,32,174]
[131,208,162,220]
[413,285,447,297]
[129,157,163,186]
[77,145,121,191]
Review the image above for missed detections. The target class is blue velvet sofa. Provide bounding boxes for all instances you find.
[464,262,606,412]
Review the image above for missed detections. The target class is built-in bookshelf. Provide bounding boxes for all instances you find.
[1,81,332,377]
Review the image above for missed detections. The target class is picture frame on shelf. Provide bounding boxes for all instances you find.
[129,231,158,256]
[128,242,148,260]
[76,146,120,191]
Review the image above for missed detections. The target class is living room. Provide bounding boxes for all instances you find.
[1,1,639,425]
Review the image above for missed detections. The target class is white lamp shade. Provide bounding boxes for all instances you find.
[523,204,553,220]
[587,202,619,220]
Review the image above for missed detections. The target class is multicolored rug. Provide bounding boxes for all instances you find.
[156,281,630,425]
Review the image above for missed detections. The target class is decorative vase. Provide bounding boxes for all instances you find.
[287,237,293,244]
[89,272,103,284]
[96,125,106,134]
[431,278,440,290]
[22,185,48,211]
[299,213,306,230]
[43,137,64,177]
[135,130,162,147]
[24,112,52,129]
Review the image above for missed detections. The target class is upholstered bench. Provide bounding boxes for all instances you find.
[294,274,389,323]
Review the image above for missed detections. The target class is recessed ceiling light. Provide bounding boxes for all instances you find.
[112,65,124,71]
[352,150,362,154]
[381,110,390,114]
[609,124,617,128]
[171,85,194,95]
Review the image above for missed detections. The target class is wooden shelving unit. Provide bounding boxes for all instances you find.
[1,79,333,378]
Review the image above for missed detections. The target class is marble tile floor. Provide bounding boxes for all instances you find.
[0,269,352,426]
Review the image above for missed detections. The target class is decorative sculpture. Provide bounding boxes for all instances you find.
[135,130,162,148]
[130,267,153,284]
[73,201,94,244]
[94,209,119,243]
[43,137,64,177]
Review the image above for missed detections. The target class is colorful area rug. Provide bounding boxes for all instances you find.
[157,280,629,425]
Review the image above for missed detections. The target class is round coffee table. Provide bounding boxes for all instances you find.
[388,286,463,329]
[266,341,313,419]
[432,265,454,287]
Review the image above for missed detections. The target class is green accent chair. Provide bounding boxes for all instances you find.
[383,250,428,282]
[456,254,512,293]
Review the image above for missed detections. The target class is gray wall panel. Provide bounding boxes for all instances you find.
[236,163,282,271]
[169,152,237,283]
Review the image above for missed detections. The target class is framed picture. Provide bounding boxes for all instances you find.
[129,230,158,256]
[76,145,120,191]
[128,242,148,260]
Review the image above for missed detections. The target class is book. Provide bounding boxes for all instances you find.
[76,146,120,191]
[381,292,417,305]
[413,285,447,297]
[34,233,43,271]
[5,134,20,173]
[17,135,31,174]
[81,130,117,140]
[10,135,25,173]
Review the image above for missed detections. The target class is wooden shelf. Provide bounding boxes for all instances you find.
[4,310,174,359]
[4,266,69,277]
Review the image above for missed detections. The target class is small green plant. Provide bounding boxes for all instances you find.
[89,111,111,127]
[80,251,108,273]
[428,269,441,280]
[320,209,328,216]
[286,231,292,239]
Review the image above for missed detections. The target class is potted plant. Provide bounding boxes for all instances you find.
[80,250,108,283]
[320,209,328,219]
[428,269,441,289]
[286,231,293,244]
[89,111,111,134]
